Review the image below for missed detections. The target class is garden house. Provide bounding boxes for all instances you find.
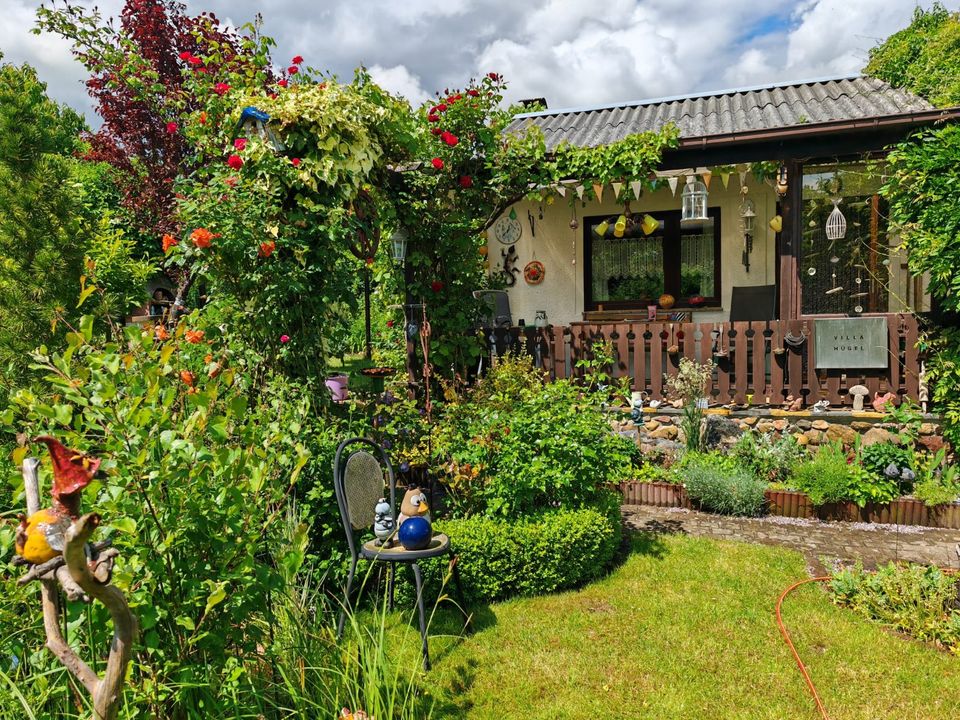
[486,76,960,408]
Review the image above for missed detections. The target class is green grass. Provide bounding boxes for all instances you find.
[409,533,960,720]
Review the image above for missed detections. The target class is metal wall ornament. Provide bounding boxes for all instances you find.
[825,199,847,240]
[523,260,545,285]
[493,213,522,245]
[500,244,520,286]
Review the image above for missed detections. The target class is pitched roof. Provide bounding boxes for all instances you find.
[505,76,937,150]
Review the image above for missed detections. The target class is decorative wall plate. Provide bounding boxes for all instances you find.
[493,215,522,245]
[523,260,545,285]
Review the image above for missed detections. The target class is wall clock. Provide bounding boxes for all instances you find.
[493,215,522,245]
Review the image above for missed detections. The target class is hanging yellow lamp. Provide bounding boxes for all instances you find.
[640,214,659,235]
[769,215,783,233]
[595,220,609,237]
[613,214,627,238]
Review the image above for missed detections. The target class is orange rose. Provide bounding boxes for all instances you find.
[162,234,178,253]
[259,240,275,258]
[179,370,195,387]
[185,329,205,344]
[155,325,169,341]
[190,228,216,248]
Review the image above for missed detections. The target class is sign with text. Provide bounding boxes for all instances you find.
[814,318,889,369]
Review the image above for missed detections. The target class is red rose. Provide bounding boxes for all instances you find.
[291,158,301,167]
[267,92,278,100]
[287,65,299,75]
[459,175,473,188]
[431,157,444,170]
[444,133,459,147]
[487,72,500,81]
[234,137,247,151]
[227,154,243,170]
[259,240,275,258]
[430,280,444,292]
[199,111,207,125]
[178,51,192,61]
[188,55,202,66]
[386,320,395,328]
[292,55,304,65]
[277,78,288,88]
[427,113,440,122]
[468,89,479,97]
[214,82,230,95]
[166,121,178,133]
[430,127,442,135]
[437,103,448,112]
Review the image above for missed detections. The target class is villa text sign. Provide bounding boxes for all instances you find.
[814,318,888,369]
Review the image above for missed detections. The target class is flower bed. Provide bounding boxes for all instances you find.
[620,482,960,529]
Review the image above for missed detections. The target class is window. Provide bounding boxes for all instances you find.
[584,208,720,309]
[801,163,890,315]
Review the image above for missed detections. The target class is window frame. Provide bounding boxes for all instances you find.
[582,207,722,310]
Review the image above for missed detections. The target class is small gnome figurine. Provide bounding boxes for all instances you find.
[15,436,99,565]
[397,485,430,526]
[373,497,396,547]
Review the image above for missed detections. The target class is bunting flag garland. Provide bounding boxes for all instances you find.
[592,183,604,202]
[630,180,643,199]
[720,172,731,189]
[611,182,623,200]
[576,184,585,200]
[556,185,566,197]
[701,169,712,189]
[668,176,679,196]
[739,169,748,188]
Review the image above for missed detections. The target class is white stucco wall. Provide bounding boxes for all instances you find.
[486,178,780,326]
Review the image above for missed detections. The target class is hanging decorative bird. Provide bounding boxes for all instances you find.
[15,437,99,565]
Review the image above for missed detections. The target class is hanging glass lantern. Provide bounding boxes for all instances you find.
[681,178,709,224]
[390,228,408,264]
[825,199,847,240]
[740,198,756,234]
[776,164,789,196]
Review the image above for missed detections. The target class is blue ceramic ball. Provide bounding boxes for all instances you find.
[398,517,433,551]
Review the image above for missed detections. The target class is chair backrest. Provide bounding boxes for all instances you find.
[729,285,777,322]
[473,290,512,328]
[333,438,396,562]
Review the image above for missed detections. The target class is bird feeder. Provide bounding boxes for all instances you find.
[681,178,709,224]
[390,228,408,264]
[825,200,847,240]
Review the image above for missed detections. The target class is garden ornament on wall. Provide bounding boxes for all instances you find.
[523,260,545,285]
[14,438,135,720]
[493,211,522,245]
[873,391,897,413]
[500,244,520,286]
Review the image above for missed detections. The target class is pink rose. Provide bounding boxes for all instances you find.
[280,334,291,344]
[234,138,247,151]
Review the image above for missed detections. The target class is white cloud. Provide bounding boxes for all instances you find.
[367,64,431,106]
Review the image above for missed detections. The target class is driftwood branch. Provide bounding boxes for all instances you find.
[16,540,113,582]
[22,458,137,720]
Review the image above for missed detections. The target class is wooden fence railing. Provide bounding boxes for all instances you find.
[480,314,924,407]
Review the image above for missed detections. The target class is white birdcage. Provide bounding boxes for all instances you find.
[681,178,709,224]
[825,199,847,240]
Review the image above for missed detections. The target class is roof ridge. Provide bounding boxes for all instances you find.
[513,74,891,119]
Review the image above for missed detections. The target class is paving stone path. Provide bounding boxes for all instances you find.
[622,504,960,576]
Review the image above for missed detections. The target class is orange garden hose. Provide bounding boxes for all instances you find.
[775,577,832,720]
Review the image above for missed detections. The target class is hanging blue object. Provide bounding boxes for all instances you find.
[234,106,285,152]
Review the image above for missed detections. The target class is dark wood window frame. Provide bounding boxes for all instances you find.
[582,207,722,310]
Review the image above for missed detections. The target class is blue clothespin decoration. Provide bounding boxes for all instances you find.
[234,106,285,152]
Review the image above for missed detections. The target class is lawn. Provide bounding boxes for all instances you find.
[404,533,960,720]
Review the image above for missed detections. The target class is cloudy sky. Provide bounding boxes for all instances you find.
[0,0,948,122]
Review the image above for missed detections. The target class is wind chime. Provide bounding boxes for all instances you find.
[739,192,756,272]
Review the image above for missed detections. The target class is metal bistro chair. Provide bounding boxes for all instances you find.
[333,437,465,670]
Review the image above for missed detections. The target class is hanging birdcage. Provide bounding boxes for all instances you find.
[681,178,709,224]
[825,199,847,240]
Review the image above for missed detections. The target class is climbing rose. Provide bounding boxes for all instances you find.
[179,370,195,387]
[431,157,444,170]
[188,56,203,66]
[459,175,473,188]
[427,113,440,123]
[166,121,178,134]
[227,154,243,170]
[437,103,448,112]
[277,78,288,88]
[178,51,192,61]
[430,280,444,292]
[234,138,247,151]
[259,240,275,257]
[190,228,215,248]
[292,55,304,64]
[155,325,169,341]
[487,72,500,81]
[291,157,301,167]
[280,334,291,344]
[213,82,230,95]
[468,89,479,97]
[185,329,205,344]
[288,65,299,75]
[162,234,178,252]
[430,127,442,136]
[443,132,459,146]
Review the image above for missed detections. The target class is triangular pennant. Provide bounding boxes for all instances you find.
[630,180,643,199]
[668,176,679,196]
[592,183,604,202]
[720,172,731,189]
[575,184,585,200]
[556,185,566,197]
[611,182,623,200]
[738,170,748,188]
[701,169,712,190]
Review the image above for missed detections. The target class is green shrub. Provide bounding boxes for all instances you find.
[681,456,767,517]
[433,355,633,518]
[792,443,903,507]
[830,561,960,652]
[913,449,960,506]
[402,500,622,605]
[731,432,805,483]
[857,441,915,485]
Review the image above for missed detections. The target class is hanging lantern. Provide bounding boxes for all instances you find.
[681,178,709,224]
[390,228,408,264]
[776,165,789,196]
[613,214,627,238]
[640,214,659,236]
[825,199,847,240]
[740,198,756,234]
[769,215,783,233]
[594,219,610,237]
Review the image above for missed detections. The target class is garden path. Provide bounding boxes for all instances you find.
[622,504,960,576]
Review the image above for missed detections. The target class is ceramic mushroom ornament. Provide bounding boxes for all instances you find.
[848,384,869,412]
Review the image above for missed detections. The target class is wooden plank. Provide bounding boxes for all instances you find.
[751,322,767,397]
[903,314,920,400]
[615,322,630,381]
[769,322,784,404]
[887,315,901,398]
[805,321,821,404]
[649,323,663,400]
[553,326,567,380]
[682,322,696,362]
[699,323,714,399]
[633,324,647,395]
[715,323,731,404]
[733,321,749,403]
[786,320,804,402]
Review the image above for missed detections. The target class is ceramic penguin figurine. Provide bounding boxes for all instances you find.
[397,485,430,527]
[373,497,396,547]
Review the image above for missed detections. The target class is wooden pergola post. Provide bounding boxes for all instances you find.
[778,159,803,320]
